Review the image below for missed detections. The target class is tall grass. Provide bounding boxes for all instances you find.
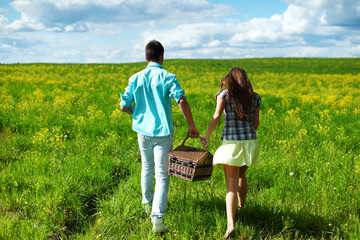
[0,58,359,239]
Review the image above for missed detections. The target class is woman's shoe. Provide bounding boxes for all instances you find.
[224,226,235,239]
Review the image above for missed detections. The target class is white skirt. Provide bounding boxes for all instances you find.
[213,138,259,170]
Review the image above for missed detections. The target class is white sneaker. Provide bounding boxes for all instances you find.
[152,217,168,232]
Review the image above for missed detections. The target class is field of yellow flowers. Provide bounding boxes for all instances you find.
[0,58,359,239]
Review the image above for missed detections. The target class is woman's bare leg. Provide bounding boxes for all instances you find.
[224,164,240,230]
[237,166,248,211]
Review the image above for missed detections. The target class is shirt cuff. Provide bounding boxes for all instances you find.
[170,89,185,103]
[120,93,132,107]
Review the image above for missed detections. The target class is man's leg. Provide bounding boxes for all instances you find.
[151,134,173,219]
[137,133,155,207]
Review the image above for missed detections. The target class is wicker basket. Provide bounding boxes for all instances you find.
[168,136,213,182]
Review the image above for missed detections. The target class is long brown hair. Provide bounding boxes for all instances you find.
[219,67,254,120]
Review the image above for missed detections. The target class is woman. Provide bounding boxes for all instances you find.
[201,67,261,239]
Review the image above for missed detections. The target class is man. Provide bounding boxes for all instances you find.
[120,40,199,232]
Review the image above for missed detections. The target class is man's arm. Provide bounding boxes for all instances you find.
[178,96,199,137]
[120,105,134,115]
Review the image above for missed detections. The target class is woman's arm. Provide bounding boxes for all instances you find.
[253,107,260,130]
[201,96,225,148]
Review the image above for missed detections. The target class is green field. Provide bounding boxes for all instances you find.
[0,58,359,239]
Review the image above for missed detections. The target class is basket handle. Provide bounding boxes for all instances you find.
[181,134,208,151]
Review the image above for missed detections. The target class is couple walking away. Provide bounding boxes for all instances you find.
[120,40,261,239]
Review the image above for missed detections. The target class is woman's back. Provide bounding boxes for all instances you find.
[217,89,261,141]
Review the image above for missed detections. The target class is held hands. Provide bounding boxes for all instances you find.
[187,126,209,149]
[187,126,200,138]
[200,136,210,148]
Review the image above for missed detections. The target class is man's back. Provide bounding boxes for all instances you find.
[121,62,184,136]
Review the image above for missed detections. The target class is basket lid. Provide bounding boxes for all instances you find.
[168,145,212,164]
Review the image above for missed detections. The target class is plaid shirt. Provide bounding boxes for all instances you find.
[217,89,261,141]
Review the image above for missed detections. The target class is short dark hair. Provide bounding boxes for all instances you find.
[145,40,164,61]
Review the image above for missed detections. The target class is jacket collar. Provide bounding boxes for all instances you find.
[146,62,163,69]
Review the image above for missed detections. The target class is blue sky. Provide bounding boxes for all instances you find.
[0,0,359,63]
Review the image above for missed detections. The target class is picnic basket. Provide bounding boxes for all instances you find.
[168,136,213,182]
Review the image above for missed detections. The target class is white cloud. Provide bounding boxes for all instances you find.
[139,0,360,60]
[142,23,235,49]
[0,9,8,25]
[0,0,359,63]
[8,19,48,31]
[8,0,232,32]
[284,0,360,28]
[205,40,221,48]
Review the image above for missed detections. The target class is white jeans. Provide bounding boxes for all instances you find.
[137,133,173,219]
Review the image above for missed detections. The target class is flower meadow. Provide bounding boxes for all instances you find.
[0,58,359,239]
